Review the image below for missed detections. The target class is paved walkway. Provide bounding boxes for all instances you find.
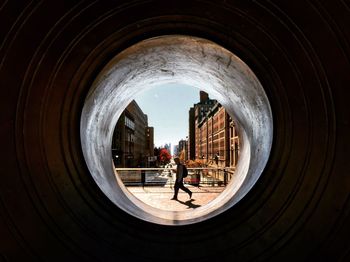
[126,184,226,211]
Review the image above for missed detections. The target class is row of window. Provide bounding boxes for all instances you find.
[125,116,135,130]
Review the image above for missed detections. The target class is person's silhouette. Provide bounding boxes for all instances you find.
[171,157,192,200]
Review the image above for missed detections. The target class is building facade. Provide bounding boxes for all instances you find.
[188,91,240,168]
[146,127,154,157]
[197,103,233,167]
[111,100,154,168]
[177,139,188,160]
[188,107,195,160]
[188,91,217,160]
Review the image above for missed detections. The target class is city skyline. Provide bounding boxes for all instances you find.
[135,83,200,154]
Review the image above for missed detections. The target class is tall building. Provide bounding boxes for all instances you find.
[173,145,179,157]
[188,107,195,160]
[188,91,216,160]
[178,139,187,152]
[188,91,239,168]
[128,101,148,167]
[177,139,188,160]
[146,127,154,157]
[111,100,154,168]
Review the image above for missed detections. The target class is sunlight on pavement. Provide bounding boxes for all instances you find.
[127,185,225,211]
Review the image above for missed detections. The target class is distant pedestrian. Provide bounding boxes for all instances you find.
[214,152,219,165]
[171,157,192,200]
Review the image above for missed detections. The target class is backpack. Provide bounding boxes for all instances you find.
[182,165,188,178]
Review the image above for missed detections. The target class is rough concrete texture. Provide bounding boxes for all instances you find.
[81,35,273,225]
[2,1,350,261]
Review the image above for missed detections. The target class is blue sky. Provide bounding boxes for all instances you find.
[135,83,200,153]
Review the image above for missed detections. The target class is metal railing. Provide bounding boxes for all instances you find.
[115,167,236,187]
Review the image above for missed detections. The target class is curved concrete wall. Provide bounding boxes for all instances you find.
[1,1,349,261]
[81,35,272,225]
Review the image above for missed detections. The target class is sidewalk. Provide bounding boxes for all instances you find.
[126,184,225,211]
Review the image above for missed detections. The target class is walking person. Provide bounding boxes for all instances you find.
[171,157,192,200]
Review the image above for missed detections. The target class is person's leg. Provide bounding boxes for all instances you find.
[172,182,179,200]
[179,183,192,199]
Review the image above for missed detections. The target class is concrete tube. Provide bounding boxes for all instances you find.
[2,1,350,261]
[81,35,273,225]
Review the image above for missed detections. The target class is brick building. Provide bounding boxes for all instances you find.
[188,91,217,160]
[188,91,239,168]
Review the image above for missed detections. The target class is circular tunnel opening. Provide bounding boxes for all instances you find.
[80,35,273,225]
[111,83,242,211]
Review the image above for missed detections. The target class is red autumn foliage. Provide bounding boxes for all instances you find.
[159,148,171,165]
